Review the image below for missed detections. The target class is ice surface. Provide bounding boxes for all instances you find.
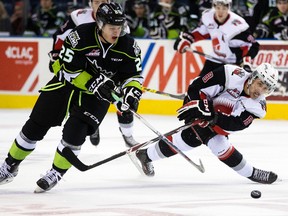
[0,109,287,216]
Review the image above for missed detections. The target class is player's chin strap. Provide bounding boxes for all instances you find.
[111,92,205,173]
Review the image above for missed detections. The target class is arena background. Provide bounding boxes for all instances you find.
[0,38,287,120]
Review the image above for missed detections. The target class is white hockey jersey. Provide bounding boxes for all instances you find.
[53,8,95,50]
[190,64,267,134]
[192,9,251,64]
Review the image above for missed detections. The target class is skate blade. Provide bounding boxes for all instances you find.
[127,151,148,177]
[34,186,46,193]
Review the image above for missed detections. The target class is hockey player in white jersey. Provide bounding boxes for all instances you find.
[174,0,259,75]
[136,62,279,184]
[49,0,137,148]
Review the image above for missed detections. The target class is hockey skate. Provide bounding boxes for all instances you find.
[248,168,278,184]
[34,168,63,193]
[90,128,100,146]
[119,128,139,147]
[135,149,155,177]
[0,161,19,185]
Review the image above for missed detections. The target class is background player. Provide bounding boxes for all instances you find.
[174,0,259,75]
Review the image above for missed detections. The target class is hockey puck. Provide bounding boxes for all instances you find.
[251,190,261,199]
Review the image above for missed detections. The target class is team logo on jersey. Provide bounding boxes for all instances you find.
[68,31,80,48]
[86,49,100,56]
[232,68,245,77]
[87,58,114,76]
[133,41,141,56]
[227,88,240,98]
[232,19,242,26]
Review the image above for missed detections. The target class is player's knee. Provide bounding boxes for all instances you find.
[62,117,88,146]
[22,119,50,141]
[208,135,243,168]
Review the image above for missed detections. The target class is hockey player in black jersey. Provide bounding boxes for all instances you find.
[136,63,279,184]
[0,2,143,192]
[49,0,138,147]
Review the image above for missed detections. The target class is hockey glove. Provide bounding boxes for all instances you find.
[117,86,142,112]
[86,74,121,103]
[281,28,288,40]
[48,50,60,73]
[173,31,194,53]
[241,56,253,72]
[177,99,214,123]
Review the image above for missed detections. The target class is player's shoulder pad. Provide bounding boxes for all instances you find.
[201,9,214,24]
[117,35,141,58]
[225,64,251,80]
[202,8,212,16]
[229,11,249,29]
[71,8,92,18]
[66,22,95,48]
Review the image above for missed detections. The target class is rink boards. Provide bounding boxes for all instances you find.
[0,38,287,120]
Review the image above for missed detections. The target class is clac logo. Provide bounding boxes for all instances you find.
[5,46,33,61]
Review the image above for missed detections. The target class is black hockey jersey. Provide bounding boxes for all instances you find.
[54,22,143,91]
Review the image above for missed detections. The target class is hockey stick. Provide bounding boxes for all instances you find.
[62,124,192,172]
[142,87,185,100]
[112,93,205,173]
[185,47,227,64]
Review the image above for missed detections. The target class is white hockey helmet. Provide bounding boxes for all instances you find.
[249,63,279,95]
[213,0,232,7]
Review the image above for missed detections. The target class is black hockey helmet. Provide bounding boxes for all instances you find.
[96,2,126,29]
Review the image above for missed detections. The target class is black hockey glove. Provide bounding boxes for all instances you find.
[174,31,194,54]
[48,50,60,73]
[281,28,288,40]
[86,74,121,103]
[241,56,253,72]
[177,99,214,123]
[117,86,142,112]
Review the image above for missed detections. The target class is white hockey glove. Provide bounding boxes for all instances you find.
[241,56,253,72]
[173,31,194,53]
[177,99,214,123]
[117,86,142,112]
[86,74,121,103]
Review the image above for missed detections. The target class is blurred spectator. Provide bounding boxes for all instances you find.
[149,0,199,39]
[66,1,81,17]
[24,0,66,36]
[254,0,288,40]
[0,0,11,36]
[10,1,25,35]
[125,0,150,38]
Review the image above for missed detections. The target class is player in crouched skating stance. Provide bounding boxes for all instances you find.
[136,63,278,184]
[50,0,138,147]
[0,3,143,192]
